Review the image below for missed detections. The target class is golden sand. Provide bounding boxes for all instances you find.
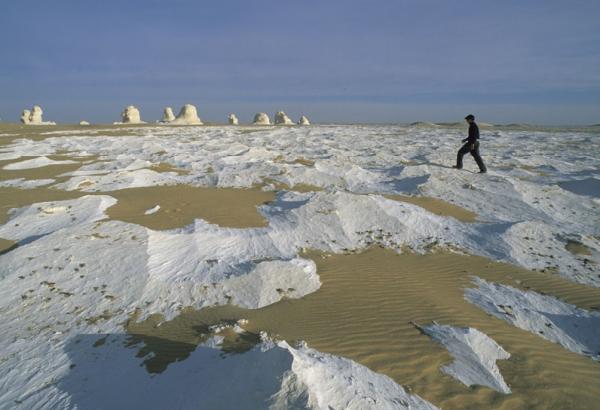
[104,185,275,230]
[273,155,316,167]
[147,162,190,175]
[126,248,600,409]
[260,177,324,193]
[0,124,151,147]
[385,194,478,222]
[0,143,274,231]
[0,184,275,232]
[566,240,593,256]
[2,124,599,408]
[0,186,83,225]
[0,237,17,254]
[0,155,87,182]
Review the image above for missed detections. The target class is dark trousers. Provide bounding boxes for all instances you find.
[456,141,486,172]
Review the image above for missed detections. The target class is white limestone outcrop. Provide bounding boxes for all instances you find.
[171,104,203,125]
[20,105,56,125]
[252,112,271,125]
[30,106,44,124]
[116,105,144,124]
[162,107,176,123]
[298,115,310,125]
[228,114,239,125]
[20,110,31,124]
[274,111,294,125]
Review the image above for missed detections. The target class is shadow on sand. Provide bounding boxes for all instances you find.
[56,333,302,409]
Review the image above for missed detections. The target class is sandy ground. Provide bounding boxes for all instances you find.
[105,186,275,230]
[126,247,600,409]
[385,194,478,222]
[0,123,598,409]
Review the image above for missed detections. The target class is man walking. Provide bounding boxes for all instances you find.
[454,114,487,173]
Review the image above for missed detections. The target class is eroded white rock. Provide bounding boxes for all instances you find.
[298,115,310,125]
[274,340,439,409]
[79,121,90,126]
[465,277,600,361]
[252,112,271,125]
[30,106,44,123]
[0,195,116,243]
[274,111,294,125]
[162,107,175,123]
[3,156,77,170]
[171,104,203,125]
[20,110,31,124]
[118,105,144,124]
[20,106,56,125]
[420,323,511,394]
[144,205,161,215]
[228,113,239,125]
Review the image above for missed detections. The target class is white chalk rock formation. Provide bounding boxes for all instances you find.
[421,323,511,394]
[20,110,31,124]
[162,107,175,123]
[274,111,294,125]
[466,277,600,361]
[119,105,144,124]
[171,104,203,125]
[30,105,44,124]
[228,113,239,125]
[20,106,56,125]
[274,340,439,409]
[298,115,310,125]
[253,112,271,125]
[79,121,90,126]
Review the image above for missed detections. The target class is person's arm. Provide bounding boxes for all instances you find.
[462,126,469,143]
[466,124,478,148]
[462,125,473,143]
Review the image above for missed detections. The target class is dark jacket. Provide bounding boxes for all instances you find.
[466,122,480,144]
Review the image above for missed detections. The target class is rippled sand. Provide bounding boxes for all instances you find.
[127,248,600,409]
[105,185,275,229]
[385,194,478,222]
[2,123,599,408]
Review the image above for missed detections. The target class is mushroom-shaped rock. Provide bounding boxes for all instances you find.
[20,110,31,124]
[20,105,56,125]
[29,106,44,124]
[274,111,294,125]
[252,112,271,125]
[228,113,239,125]
[120,105,144,124]
[298,115,311,125]
[171,104,203,125]
[79,121,90,126]
[162,107,175,123]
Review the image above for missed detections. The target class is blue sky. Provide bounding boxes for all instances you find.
[1,0,599,124]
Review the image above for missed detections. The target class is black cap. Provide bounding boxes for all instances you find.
[465,114,475,120]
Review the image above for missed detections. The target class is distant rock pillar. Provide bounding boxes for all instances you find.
[253,112,271,125]
[171,104,203,125]
[162,107,175,122]
[298,115,310,125]
[121,105,144,124]
[20,109,31,124]
[274,111,294,125]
